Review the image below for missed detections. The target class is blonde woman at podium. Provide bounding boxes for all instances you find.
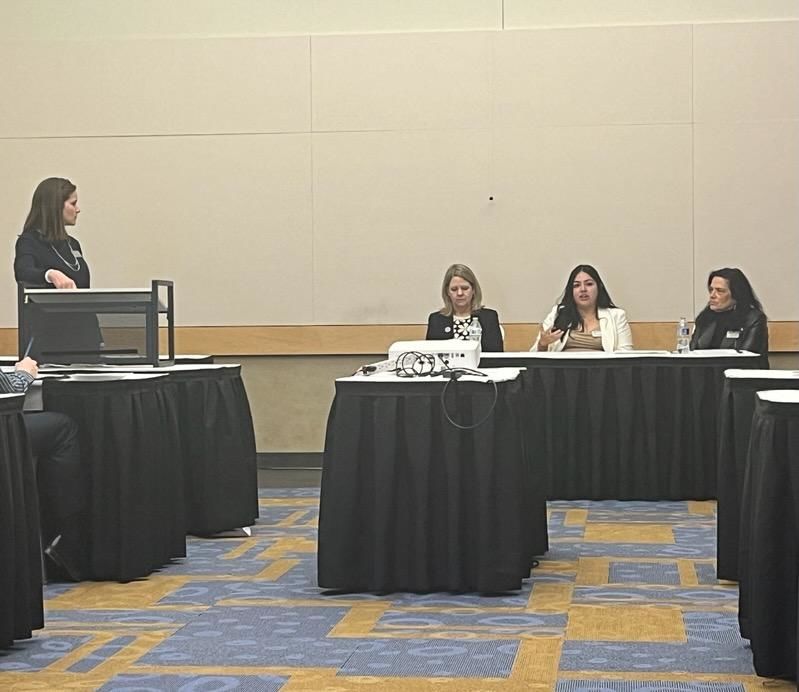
[532,264,633,353]
[14,177,99,363]
[426,263,504,352]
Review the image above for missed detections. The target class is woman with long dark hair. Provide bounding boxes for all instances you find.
[690,268,768,353]
[532,264,633,352]
[14,177,99,363]
[15,177,89,290]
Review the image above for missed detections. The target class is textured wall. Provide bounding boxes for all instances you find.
[1,8,796,327]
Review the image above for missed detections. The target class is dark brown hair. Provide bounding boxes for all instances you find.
[23,177,76,242]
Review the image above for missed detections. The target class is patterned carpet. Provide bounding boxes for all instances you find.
[0,492,792,691]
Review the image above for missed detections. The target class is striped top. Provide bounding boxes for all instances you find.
[0,370,34,394]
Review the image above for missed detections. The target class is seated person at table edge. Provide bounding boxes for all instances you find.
[426,263,504,352]
[690,267,768,354]
[0,358,87,581]
[532,264,633,352]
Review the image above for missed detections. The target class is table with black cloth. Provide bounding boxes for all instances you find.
[737,390,799,681]
[480,350,763,500]
[716,369,799,582]
[0,393,43,648]
[318,368,546,593]
[37,363,259,540]
[159,364,258,535]
[42,373,187,581]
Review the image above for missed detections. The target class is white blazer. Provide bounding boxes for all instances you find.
[531,305,634,352]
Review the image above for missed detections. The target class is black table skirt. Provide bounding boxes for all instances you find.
[318,377,546,593]
[0,395,43,647]
[168,367,258,535]
[716,376,799,581]
[43,377,187,581]
[480,354,762,500]
[737,396,799,680]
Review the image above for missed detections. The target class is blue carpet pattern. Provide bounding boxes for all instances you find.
[0,494,791,691]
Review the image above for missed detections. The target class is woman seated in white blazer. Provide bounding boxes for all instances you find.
[532,264,633,352]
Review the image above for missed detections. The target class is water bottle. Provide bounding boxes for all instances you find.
[676,317,690,354]
[467,318,482,343]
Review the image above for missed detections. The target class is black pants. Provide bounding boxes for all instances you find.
[23,412,87,577]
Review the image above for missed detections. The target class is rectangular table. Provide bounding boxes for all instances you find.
[36,363,259,537]
[737,389,799,681]
[2,362,260,581]
[715,369,799,581]
[0,393,43,647]
[480,350,763,500]
[318,368,547,593]
[43,373,187,581]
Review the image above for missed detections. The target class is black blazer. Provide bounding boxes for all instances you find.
[690,305,768,354]
[14,229,98,363]
[14,230,91,288]
[425,307,504,352]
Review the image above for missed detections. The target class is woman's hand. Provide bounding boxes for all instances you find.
[15,357,38,377]
[537,327,564,351]
[46,269,77,289]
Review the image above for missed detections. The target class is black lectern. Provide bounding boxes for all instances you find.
[18,280,174,366]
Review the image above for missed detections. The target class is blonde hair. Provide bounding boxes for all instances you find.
[439,263,483,316]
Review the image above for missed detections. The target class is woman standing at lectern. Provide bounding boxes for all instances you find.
[14,177,99,363]
[15,177,89,289]
[426,263,504,352]
[532,264,633,352]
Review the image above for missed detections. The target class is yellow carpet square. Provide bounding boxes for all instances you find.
[583,523,674,543]
[567,605,686,642]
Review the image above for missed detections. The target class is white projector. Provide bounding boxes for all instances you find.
[388,339,481,371]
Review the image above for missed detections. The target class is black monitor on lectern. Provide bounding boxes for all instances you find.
[17,279,175,366]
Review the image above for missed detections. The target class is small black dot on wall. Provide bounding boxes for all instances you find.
[488,196,494,201]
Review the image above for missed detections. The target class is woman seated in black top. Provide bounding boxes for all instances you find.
[426,264,503,352]
[690,267,768,354]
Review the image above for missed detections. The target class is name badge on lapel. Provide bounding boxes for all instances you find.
[726,330,741,339]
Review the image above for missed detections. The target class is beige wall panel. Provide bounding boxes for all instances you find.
[230,355,365,452]
[312,130,494,325]
[694,21,799,123]
[493,25,691,127]
[0,36,310,137]
[312,32,492,131]
[5,1,797,40]
[490,125,694,324]
[312,0,501,34]
[694,122,799,320]
[0,1,315,39]
[0,134,314,327]
[0,0,500,40]
[504,1,799,28]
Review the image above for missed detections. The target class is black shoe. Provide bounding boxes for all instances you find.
[44,535,84,582]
